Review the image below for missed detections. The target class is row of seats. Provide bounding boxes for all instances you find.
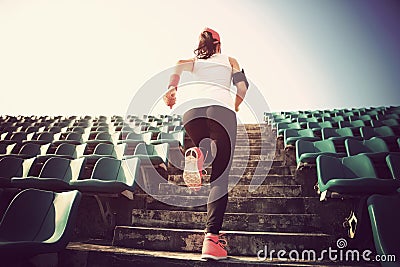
[265,106,399,124]
[267,106,400,264]
[0,114,186,263]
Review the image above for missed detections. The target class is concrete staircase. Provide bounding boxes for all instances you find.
[61,124,377,266]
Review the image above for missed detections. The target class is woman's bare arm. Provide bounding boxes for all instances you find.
[229,57,247,112]
[163,58,195,108]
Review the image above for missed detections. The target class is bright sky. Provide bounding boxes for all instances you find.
[1,0,399,122]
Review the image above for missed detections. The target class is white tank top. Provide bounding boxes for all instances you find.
[183,53,234,111]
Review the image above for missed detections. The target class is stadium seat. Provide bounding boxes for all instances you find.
[382,119,399,127]
[11,157,84,191]
[317,154,400,201]
[283,129,320,147]
[276,122,301,137]
[360,126,399,152]
[69,157,140,196]
[0,189,81,260]
[152,131,185,147]
[386,153,400,179]
[129,143,169,166]
[296,139,346,166]
[322,127,361,153]
[0,143,44,160]
[345,137,389,156]
[339,120,365,136]
[367,194,400,267]
[0,157,33,188]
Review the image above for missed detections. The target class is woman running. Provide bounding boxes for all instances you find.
[163,27,249,260]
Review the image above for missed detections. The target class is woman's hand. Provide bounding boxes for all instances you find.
[163,86,177,109]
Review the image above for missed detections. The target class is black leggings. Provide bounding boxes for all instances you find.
[183,105,237,234]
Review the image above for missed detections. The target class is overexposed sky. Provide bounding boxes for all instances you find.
[0,0,399,120]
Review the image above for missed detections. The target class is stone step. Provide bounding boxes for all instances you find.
[231,159,282,168]
[158,184,302,198]
[168,174,297,186]
[131,209,322,233]
[235,139,275,145]
[130,195,322,214]
[233,147,276,154]
[61,242,363,266]
[112,227,334,256]
[232,154,277,161]
[167,165,291,176]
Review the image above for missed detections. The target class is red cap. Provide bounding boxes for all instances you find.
[203,27,220,44]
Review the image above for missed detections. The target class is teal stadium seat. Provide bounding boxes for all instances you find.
[360,126,399,152]
[11,157,83,191]
[70,157,140,195]
[0,189,81,261]
[152,131,185,147]
[276,122,301,137]
[316,154,400,200]
[296,139,346,166]
[345,137,389,156]
[129,142,169,166]
[367,194,400,267]
[386,153,400,179]
[284,129,320,147]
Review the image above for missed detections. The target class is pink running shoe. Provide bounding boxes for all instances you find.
[201,233,228,260]
[183,147,205,191]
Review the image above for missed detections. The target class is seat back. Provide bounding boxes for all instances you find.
[313,139,336,153]
[91,157,121,181]
[0,157,24,178]
[152,143,169,163]
[11,132,27,142]
[360,126,375,139]
[38,132,54,141]
[375,126,395,137]
[19,143,41,156]
[382,119,399,127]
[39,157,72,181]
[345,137,389,156]
[0,189,81,249]
[117,157,141,186]
[55,143,76,157]
[93,143,114,156]
[343,154,377,178]
[317,156,346,185]
[66,132,82,141]
[367,194,400,259]
[158,131,185,146]
[386,153,400,179]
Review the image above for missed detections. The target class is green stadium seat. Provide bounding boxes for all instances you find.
[70,157,140,195]
[276,122,301,137]
[386,153,400,179]
[322,127,361,153]
[151,131,185,147]
[345,137,389,156]
[296,139,345,166]
[0,157,30,188]
[128,143,169,166]
[367,194,400,267]
[317,154,400,201]
[11,157,84,191]
[382,119,399,127]
[360,126,399,152]
[0,189,81,261]
[284,129,320,147]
